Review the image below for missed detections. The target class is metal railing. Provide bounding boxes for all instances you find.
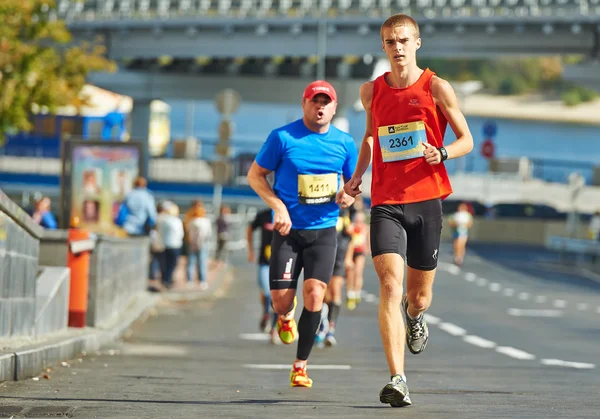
[56,0,597,20]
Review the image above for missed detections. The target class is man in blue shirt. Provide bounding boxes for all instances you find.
[247,80,358,388]
[119,177,157,236]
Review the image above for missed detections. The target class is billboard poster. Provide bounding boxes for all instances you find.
[62,140,142,236]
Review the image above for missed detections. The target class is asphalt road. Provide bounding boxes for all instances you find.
[1,243,599,418]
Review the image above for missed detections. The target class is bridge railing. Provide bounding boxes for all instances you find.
[56,0,595,20]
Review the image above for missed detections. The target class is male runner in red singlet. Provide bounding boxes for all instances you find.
[344,14,473,407]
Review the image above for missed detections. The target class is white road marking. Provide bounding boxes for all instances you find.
[463,335,497,349]
[239,333,270,341]
[597,306,600,314]
[120,344,189,357]
[489,282,502,292]
[476,277,488,287]
[423,313,441,325]
[554,299,567,308]
[503,288,515,297]
[534,295,547,304]
[541,359,596,369]
[576,302,589,311]
[447,265,461,275]
[364,293,377,303]
[243,364,352,370]
[518,292,530,301]
[507,308,563,317]
[438,322,467,336]
[495,346,536,360]
[465,272,477,282]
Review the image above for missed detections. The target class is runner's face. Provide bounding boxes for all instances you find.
[302,94,337,126]
[381,25,420,68]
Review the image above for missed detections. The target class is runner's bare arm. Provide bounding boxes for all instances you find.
[247,162,282,209]
[344,82,374,196]
[431,76,474,160]
[247,162,292,235]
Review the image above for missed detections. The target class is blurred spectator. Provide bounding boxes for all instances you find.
[116,176,157,236]
[31,196,58,229]
[156,201,184,289]
[186,201,212,290]
[346,211,369,311]
[149,203,166,287]
[588,210,600,241]
[214,204,231,265]
[449,202,474,267]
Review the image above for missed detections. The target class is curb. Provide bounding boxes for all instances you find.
[1,292,160,382]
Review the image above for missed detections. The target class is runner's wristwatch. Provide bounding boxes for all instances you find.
[437,147,448,162]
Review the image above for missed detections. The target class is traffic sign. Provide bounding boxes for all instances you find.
[483,120,497,138]
[481,138,495,160]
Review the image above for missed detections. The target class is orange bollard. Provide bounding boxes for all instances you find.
[67,217,90,328]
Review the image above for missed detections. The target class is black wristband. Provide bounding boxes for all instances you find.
[437,147,448,162]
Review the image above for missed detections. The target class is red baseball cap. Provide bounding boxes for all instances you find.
[303,80,337,102]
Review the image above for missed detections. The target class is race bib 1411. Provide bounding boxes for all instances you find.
[298,173,337,205]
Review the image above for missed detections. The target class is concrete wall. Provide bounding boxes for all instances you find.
[88,235,150,328]
[39,231,151,329]
[38,230,68,267]
[0,190,41,339]
[34,267,70,338]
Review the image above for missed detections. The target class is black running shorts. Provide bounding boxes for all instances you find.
[332,235,351,277]
[270,227,337,290]
[370,199,443,271]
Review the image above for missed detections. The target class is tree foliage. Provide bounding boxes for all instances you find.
[0,0,115,143]
[420,57,596,106]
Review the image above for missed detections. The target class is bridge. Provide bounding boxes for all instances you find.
[59,0,600,101]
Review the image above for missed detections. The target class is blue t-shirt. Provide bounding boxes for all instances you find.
[255,119,358,230]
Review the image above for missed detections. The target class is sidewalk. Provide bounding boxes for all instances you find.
[0,256,233,382]
[147,256,229,296]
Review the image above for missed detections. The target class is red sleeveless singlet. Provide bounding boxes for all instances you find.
[370,68,453,206]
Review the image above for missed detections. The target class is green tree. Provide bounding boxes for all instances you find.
[0,0,115,144]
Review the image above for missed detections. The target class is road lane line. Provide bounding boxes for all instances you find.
[554,299,567,308]
[489,282,501,292]
[541,359,595,369]
[438,322,467,336]
[465,272,477,282]
[239,333,270,341]
[507,308,563,317]
[495,346,536,360]
[463,335,497,349]
[423,313,441,325]
[243,364,352,370]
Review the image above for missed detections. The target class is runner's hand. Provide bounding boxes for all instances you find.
[423,142,442,165]
[247,249,255,263]
[273,206,292,236]
[336,190,355,209]
[344,176,362,197]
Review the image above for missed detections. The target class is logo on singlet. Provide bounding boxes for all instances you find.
[409,98,419,106]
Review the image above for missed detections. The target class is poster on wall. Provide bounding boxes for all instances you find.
[61,139,143,236]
